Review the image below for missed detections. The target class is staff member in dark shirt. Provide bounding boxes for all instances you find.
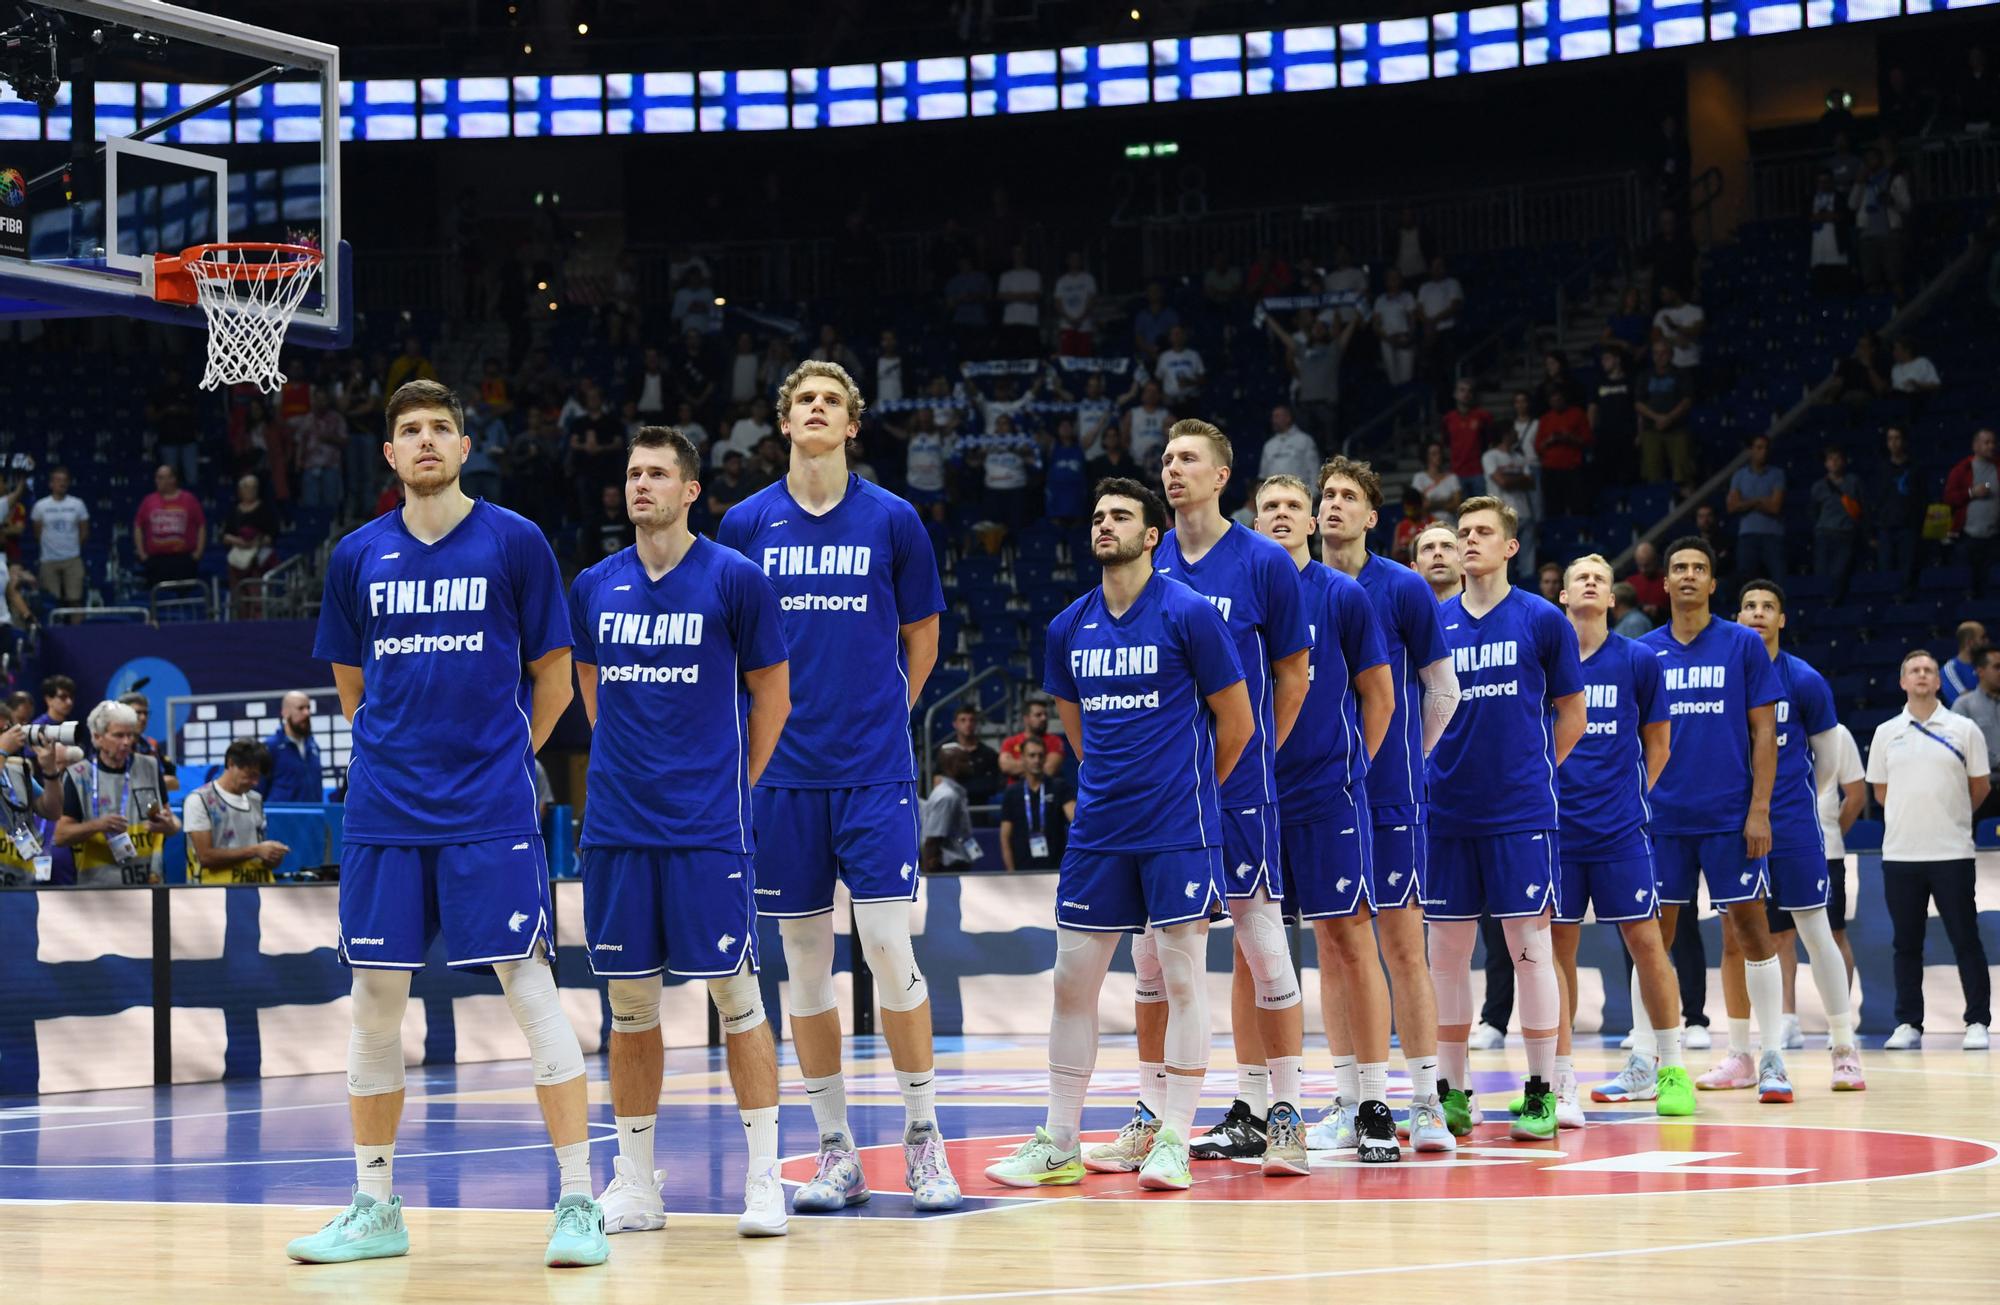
[998,735,1072,871]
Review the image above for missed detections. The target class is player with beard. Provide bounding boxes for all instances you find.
[1414,525,1463,602]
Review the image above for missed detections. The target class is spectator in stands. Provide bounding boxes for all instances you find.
[56,699,178,887]
[1693,501,1735,582]
[672,328,717,415]
[715,396,775,468]
[748,434,787,492]
[937,704,1002,805]
[1154,325,1206,411]
[1602,286,1651,362]
[896,408,953,511]
[184,738,286,885]
[1808,170,1852,296]
[1372,268,1419,388]
[1412,440,1463,521]
[1531,351,1572,416]
[1085,424,1141,490]
[1417,255,1464,398]
[1258,406,1319,487]
[1962,45,2000,133]
[1389,205,1431,280]
[673,401,710,455]
[1727,434,1787,581]
[1066,371,1118,459]
[1652,282,1705,375]
[1810,445,1866,602]
[727,332,762,407]
[1950,644,2000,821]
[1537,561,1564,606]
[1000,698,1065,778]
[995,244,1044,358]
[133,464,206,589]
[1268,313,1350,448]
[30,466,89,611]
[0,556,25,663]
[945,254,994,356]
[566,385,626,518]
[1580,347,1633,494]
[804,324,860,377]
[1483,402,1538,578]
[756,334,797,401]
[1120,381,1172,468]
[1873,424,1923,593]
[145,370,202,492]
[1625,540,1668,621]
[705,449,753,519]
[1201,251,1242,307]
[119,693,176,794]
[1653,115,1692,210]
[1044,417,1088,528]
[1323,244,1368,322]
[1443,378,1493,497]
[1945,427,1999,596]
[980,414,1038,530]
[262,690,322,804]
[1534,384,1593,518]
[1889,337,1941,395]
[1869,649,1991,1050]
[222,473,279,594]
[1849,148,1913,299]
[999,734,1072,872]
[1611,581,1652,637]
[1825,333,1889,408]
[1644,207,1698,302]
[1824,129,1864,191]
[1392,487,1432,563]
[1053,251,1099,355]
[1245,247,1294,300]
[383,334,437,394]
[1943,621,1987,706]
[1637,340,1696,491]
[920,748,979,873]
[1131,281,1182,367]
[633,346,670,419]
[579,485,637,566]
[292,386,348,511]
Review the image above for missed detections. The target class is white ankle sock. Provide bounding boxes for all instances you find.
[1237,1063,1270,1118]
[1138,1060,1167,1115]
[1524,1032,1556,1082]
[1163,1070,1204,1139]
[356,1142,394,1201]
[1267,1056,1302,1111]
[804,1072,852,1146]
[1629,964,1657,1056]
[1554,1054,1575,1090]
[1439,1038,1469,1089]
[1728,1018,1753,1055]
[1358,1062,1388,1105]
[741,1105,779,1178]
[615,1114,657,1175]
[1656,1025,1684,1069]
[1332,1054,1359,1104]
[555,1140,592,1198]
[1746,955,1784,1056]
[1406,1054,1439,1102]
[895,1067,937,1130]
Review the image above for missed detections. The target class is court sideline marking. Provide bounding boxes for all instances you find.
[794,1209,2000,1305]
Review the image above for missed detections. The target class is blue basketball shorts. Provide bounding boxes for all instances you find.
[1367,804,1428,911]
[1424,830,1559,921]
[751,782,921,918]
[1763,847,1832,915]
[1767,858,1847,932]
[1219,802,1281,900]
[1555,834,1660,925]
[1652,831,1767,907]
[1280,790,1372,921]
[337,834,553,969]
[581,846,758,978]
[1055,844,1225,933]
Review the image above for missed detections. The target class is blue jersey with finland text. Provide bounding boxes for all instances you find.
[569,539,789,853]
[1156,523,1311,810]
[1355,554,1450,819]
[1559,632,1669,858]
[717,474,944,788]
[313,499,570,846]
[1276,562,1389,824]
[1770,649,1837,856]
[1044,574,1246,853]
[1638,618,1783,835]
[1429,588,1585,838]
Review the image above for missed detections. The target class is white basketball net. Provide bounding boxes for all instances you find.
[184,246,323,394]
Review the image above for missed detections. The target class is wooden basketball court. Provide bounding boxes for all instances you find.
[6,1033,1996,1303]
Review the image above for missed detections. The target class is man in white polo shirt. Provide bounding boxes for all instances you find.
[1866,648,1992,1051]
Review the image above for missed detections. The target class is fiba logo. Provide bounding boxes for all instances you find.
[0,167,25,207]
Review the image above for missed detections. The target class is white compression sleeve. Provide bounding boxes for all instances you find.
[778,914,838,1018]
[1417,657,1461,756]
[493,956,586,1087]
[347,966,412,1098]
[1048,929,1119,1148]
[853,898,929,1013]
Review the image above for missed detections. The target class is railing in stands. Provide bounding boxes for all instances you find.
[1750,134,2000,222]
[231,555,308,621]
[917,663,1015,799]
[49,606,151,625]
[149,580,213,624]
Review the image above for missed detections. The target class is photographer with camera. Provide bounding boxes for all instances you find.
[0,718,70,888]
[184,740,289,885]
[54,701,177,886]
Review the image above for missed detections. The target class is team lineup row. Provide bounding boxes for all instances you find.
[281,360,1866,1269]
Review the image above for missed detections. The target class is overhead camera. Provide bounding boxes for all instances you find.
[0,3,63,106]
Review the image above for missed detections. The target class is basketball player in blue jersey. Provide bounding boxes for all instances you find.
[1425,496,1586,1142]
[290,380,607,1268]
[1717,581,1865,1093]
[570,428,795,1238]
[716,361,962,1212]
[1251,475,1399,1165]
[1104,421,1310,1168]
[1549,555,1695,1119]
[985,478,1251,1192]
[1309,457,1459,1155]
[1637,538,1792,1103]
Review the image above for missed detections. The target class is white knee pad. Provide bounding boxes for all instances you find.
[1152,923,1210,1069]
[1229,896,1301,1010]
[347,967,412,1098]
[1501,916,1560,1031]
[854,899,928,1013]
[493,957,586,1087]
[707,969,768,1037]
[779,915,838,1018]
[1426,919,1479,1026]
[1131,928,1166,1004]
[607,975,663,1034]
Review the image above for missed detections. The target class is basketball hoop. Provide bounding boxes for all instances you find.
[154,242,325,394]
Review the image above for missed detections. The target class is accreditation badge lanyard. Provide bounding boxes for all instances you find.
[1026,782,1049,862]
[1909,717,1968,766]
[1,758,47,877]
[87,763,133,824]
